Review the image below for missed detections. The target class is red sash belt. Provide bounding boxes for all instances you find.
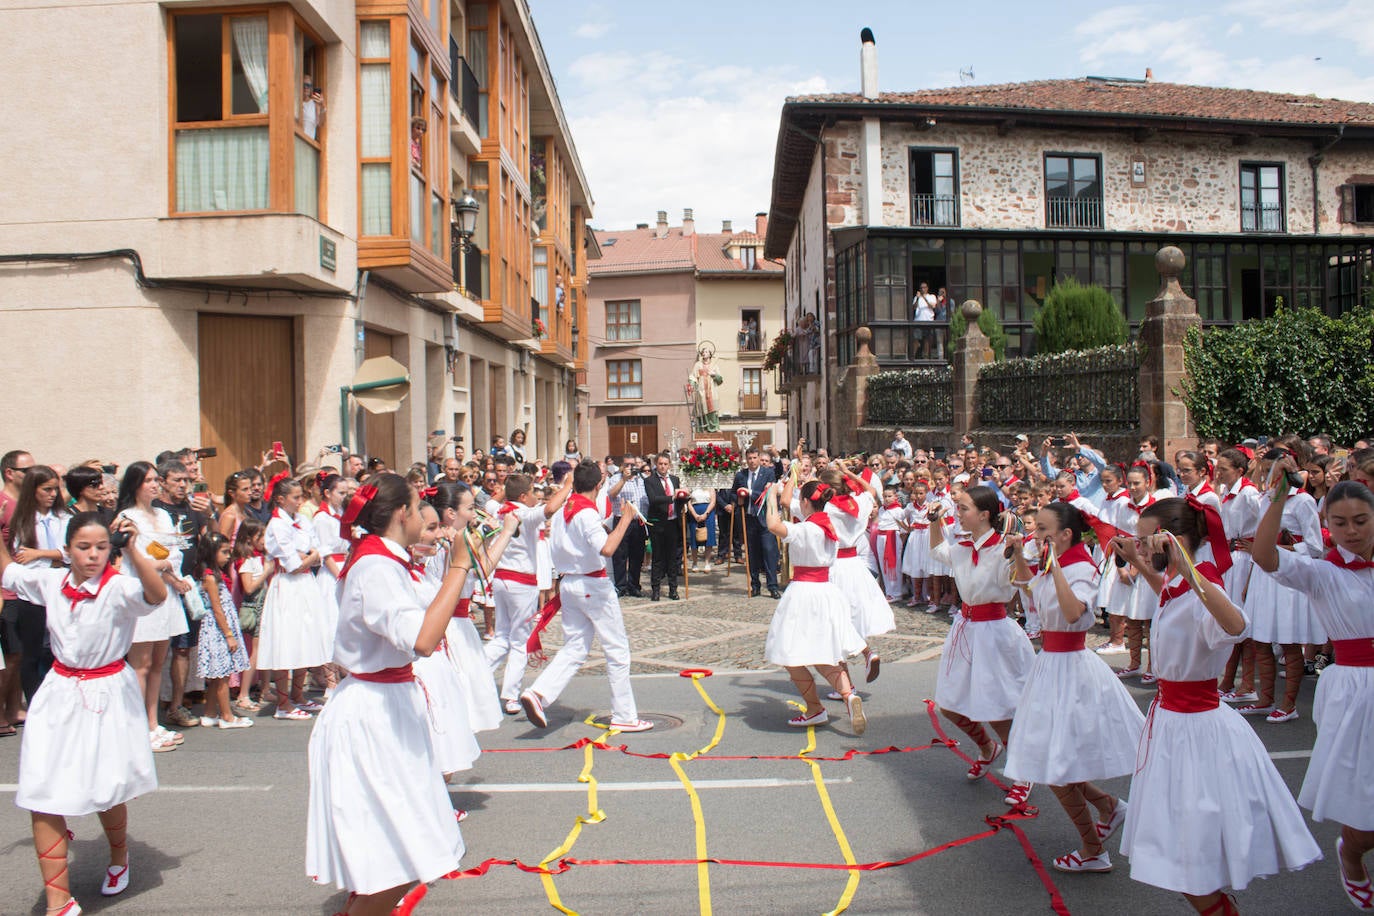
[1332,638,1374,667]
[961,602,1007,622]
[352,664,415,684]
[567,568,607,578]
[496,569,539,586]
[328,553,348,564]
[836,547,858,559]
[792,566,830,582]
[453,598,471,619]
[52,659,126,680]
[1157,679,1219,713]
[1039,631,1086,652]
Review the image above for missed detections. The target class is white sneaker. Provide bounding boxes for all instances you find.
[218,716,254,729]
[703,562,712,573]
[1094,643,1127,656]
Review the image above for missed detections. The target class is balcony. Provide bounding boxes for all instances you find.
[737,329,766,360]
[155,213,354,293]
[448,39,481,155]
[911,193,960,227]
[1241,204,1284,233]
[1046,197,1103,230]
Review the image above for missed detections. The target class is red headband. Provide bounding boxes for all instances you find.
[266,470,292,500]
[1185,493,1232,575]
[340,484,379,533]
[813,483,831,497]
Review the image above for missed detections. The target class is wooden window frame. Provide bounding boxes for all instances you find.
[605,300,641,342]
[167,6,326,219]
[1239,162,1286,233]
[606,359,643,401]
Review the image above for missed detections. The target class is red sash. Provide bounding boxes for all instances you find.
[1156,679,1219,712]
[565,568,607,578]
[792,566,829,582]
[1039,631,1086,652]
[877,530,898,570]
[836,546,858,559]
[52,659,126,680]
[961,602,1007,621]
[352,665,415,684]
[526,594,563,660]
[496,569,539,586]
[453,598,471,619]
[1332,639,1374,667]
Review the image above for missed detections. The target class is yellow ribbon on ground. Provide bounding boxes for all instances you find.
[666,672,729,915]
[788,701,861,915]
[537,729,614,915]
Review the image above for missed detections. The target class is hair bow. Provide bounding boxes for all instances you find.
[1184,493,1232,575]
[340,484,379,530]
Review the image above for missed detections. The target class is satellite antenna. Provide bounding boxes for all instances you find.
[959,66,975,85]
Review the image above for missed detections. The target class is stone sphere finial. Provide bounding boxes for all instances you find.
[856,326,872,346]
[1156,246,1185,278]
[960,300,983,322]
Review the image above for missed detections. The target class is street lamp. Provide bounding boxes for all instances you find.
[451,190,480,252]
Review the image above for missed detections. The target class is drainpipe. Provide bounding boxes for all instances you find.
[1310,125,1344,233]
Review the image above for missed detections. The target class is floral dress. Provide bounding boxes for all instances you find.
[198,575,250,679]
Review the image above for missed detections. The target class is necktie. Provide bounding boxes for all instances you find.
[748,471,757,515]
[662,477,673,519]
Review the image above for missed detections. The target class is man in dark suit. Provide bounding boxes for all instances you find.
[644,451,687,600]
[731,446,780,598]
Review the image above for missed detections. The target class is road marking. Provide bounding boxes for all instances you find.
[0,784,273,793]
[1269,749,1314,760]
[452,776,852,793]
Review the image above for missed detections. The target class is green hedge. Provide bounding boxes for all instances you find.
[866,366,953,425]
[1180,304,1374,443]
[1033,278,1128,354]
[978,343,1140,428]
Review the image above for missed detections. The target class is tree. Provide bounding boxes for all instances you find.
[1033,278,1128,354]
[948,305,1007,361]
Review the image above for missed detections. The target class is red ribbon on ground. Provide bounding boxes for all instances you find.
[524,594,562,663]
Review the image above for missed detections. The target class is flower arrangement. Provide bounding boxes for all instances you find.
[532,317,548,339]
[682,443,740,473]
[762,328,793,371]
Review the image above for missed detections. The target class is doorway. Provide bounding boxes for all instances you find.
[198,313,296,487]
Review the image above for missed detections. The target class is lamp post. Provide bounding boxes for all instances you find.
[451,190,480,253]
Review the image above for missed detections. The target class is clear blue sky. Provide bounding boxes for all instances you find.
[527,0,1369,232]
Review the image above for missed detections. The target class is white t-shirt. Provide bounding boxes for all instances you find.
[912,293,936,321]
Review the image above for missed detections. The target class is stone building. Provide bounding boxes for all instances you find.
[586,211,785,459]
[0,0,591,480]
[763,29,1374,451]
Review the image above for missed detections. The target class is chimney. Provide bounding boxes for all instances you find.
[722,219,733,234]
[682,208,695,237]
[860,28,878,100]
[1145,68,1154,82]
[636,223,648,229]
[655,210,668,239]
[755,211,768,238]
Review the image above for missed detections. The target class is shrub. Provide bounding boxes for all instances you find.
[1180,302,1374,444]
[948,306,1008,361]
[1033,279,1128,354]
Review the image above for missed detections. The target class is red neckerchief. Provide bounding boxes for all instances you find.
[339,534,408,580]
[271,507,302,529]
[1105,489,1126,502]
[830,494,860,517]
[1159,561,1223,606]
[406,559,426,582]
[883,501,901,511]
[845,475,867,495]
[498,501,521,516]
[60,566,118,610]
[806,511,838,541]
[957,532,1002,565]
[1057,542,1095,568]
[563,493,598,523]
[1223,479,1254,503]
[1058,488,1081,503]
[1126,494,1156,515]
[316,502,339,520]
[1326,547,1374,571]
[1192,481,1215,499]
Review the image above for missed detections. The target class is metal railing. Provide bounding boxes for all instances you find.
[910,193,960,227]
[977,344,1139,428]
[1046,196,1103,229]
[865,367,954,426]
[1241,204,1284,233]
[448,39,480,133]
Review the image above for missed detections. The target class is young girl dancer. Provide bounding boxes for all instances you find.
[1214,449,1262,704]
[902,479,935,610]
[0,512,168,916]
[1116,465,1156,680]
[116,462,191,753]
[1113,499,1319,914]
[1003,503,1144,873]
[763,478,868,732]
[258,476,330,720]
[230,519,271,714]
[875,486,906,602]
[820,467,893,684]
[1093,466,1131,656]
[927,468,958,613]
[313,474,350,695]
[1254,470,1374,910]
[929,484,1035,802]
[307,474,481,915]
[195,531,252,729]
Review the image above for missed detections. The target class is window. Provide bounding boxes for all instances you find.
[738,308,761,351]
[739,245,757,269]
[1044,154,1102,229]
[910,149,959,226]
[1240,164,1284,232]
[741,368,763,412]
[607,360,642,400]
[170,10,325,216]
[1351,185,1374,224]
[605,300,641,341]
[359,21,393,235]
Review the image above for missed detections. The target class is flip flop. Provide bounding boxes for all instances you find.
[0,724,16,738]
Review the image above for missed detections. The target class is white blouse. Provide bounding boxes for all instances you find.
[2,565,157,668]
[781,520,839,566]
[1027,552,1099,632]
[1271,547,1374,641]
[1148,576,1248,681]
[1219,481,1262,540]
[333,539,425,674]
[930,528,1015,605]
[825,492,874,549]
[266,511,320,573]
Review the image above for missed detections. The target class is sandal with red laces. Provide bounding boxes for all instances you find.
[1198,893,1239,916]
[966,741,1003,781]
[1095,799,1129,842]
[1051,849,1112,873]
[1003,781,1033,806]
[788,709,829,727]
[1338,837,1374,910]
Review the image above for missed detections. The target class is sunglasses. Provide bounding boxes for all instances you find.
[996,463,1012,469]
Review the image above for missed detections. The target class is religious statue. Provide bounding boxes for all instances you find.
[689,343,724,433]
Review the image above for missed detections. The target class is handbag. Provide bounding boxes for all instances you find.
[237,585,265,634]
[695,523,708,544]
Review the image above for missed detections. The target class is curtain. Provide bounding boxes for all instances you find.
[360,21,390,58]
[176,127,269,212]
[231,17,269,113]
[294,136,319,218]
[410,172,425,244]
[360,63,390,158]
[362,163,391,235]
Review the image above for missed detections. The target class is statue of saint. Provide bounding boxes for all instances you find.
[689,344,724,433]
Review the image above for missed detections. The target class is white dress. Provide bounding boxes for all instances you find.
[410,567,482,774]
[764,520,866,666]
[873,505,905,599]
[307,538,464,895]
[1119,571,1320,894]
[924,493,956,576]
[901,502,933,578]
[120,506,191,642]
[1094,491,1132,614]
[825,493,895,639]
[312,507,348,641]
[2,564,158,816]
[931,529,1035,721]
[258,511,332,670]
[1004,548,1145,785]
[1119,497,1156,622]
[432,548,502,733]
[1218,480,1262,602]
[1270,547,1374,829]
[1246,491,1327,644]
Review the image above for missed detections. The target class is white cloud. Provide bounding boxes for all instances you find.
[562,51,829,232]
[1223,1,1374,55]
[574,22,611,39]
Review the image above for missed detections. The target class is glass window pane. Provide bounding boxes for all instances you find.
[431,194,443,255]
[175,15,223,122]
[175,127,269,211]
[230,16,269,115]
[1046,157,1069,196]
[293,135,318,218]
[360,21,390,57]
[362,162,391,235]
[360,63,391,158]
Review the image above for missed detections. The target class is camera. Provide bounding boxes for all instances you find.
[323,444,343,454]
[195,447,218,459]
[109,527,131,551]
[1262,449,1305,489]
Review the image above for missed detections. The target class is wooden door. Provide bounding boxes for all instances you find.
[198,314,296,487]
[607,418,658,457]
[363,330,397,468]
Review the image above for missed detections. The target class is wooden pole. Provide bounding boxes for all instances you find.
[681,514,690,599]
[741,496,752,598]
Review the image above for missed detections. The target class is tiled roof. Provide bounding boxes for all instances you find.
[590,227,782,276]
[788,79,1374,127]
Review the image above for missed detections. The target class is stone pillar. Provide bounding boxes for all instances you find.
[843,326,880,452]
[1138,246,1200,459]
[952,300,993,446]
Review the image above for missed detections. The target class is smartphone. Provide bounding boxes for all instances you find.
[323,444,343,454]
[101,464,117,475]
[272,440,284,456]
[430,429,446,437]
[196,446,218,459]
[981,467,996,479]
[192,482,209,495]
[1054,436,1072,447]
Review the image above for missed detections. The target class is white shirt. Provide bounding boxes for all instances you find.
[1027,549,1099,631]
[3,565,156,668]
[876,504,904,532]
[781,519,839,566]
[930,528,1015,605]
[1258,490,1325,558]
[551,498,609,576]
[1271,546,1374,641]
[1189,481,1223,516]
[912,292,936,321]
[313,511,349,560]
[266,510,319,573]
[333,538,424,673]
[115,507,182,582]
[1148,575,1248,681]
[1218,480,1262,541]
[19,510,70,569]
[825,492,874,549]
[496,502,547,574]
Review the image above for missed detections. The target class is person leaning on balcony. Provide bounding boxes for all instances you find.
[911,282,937,359]
[409,116,426,166]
